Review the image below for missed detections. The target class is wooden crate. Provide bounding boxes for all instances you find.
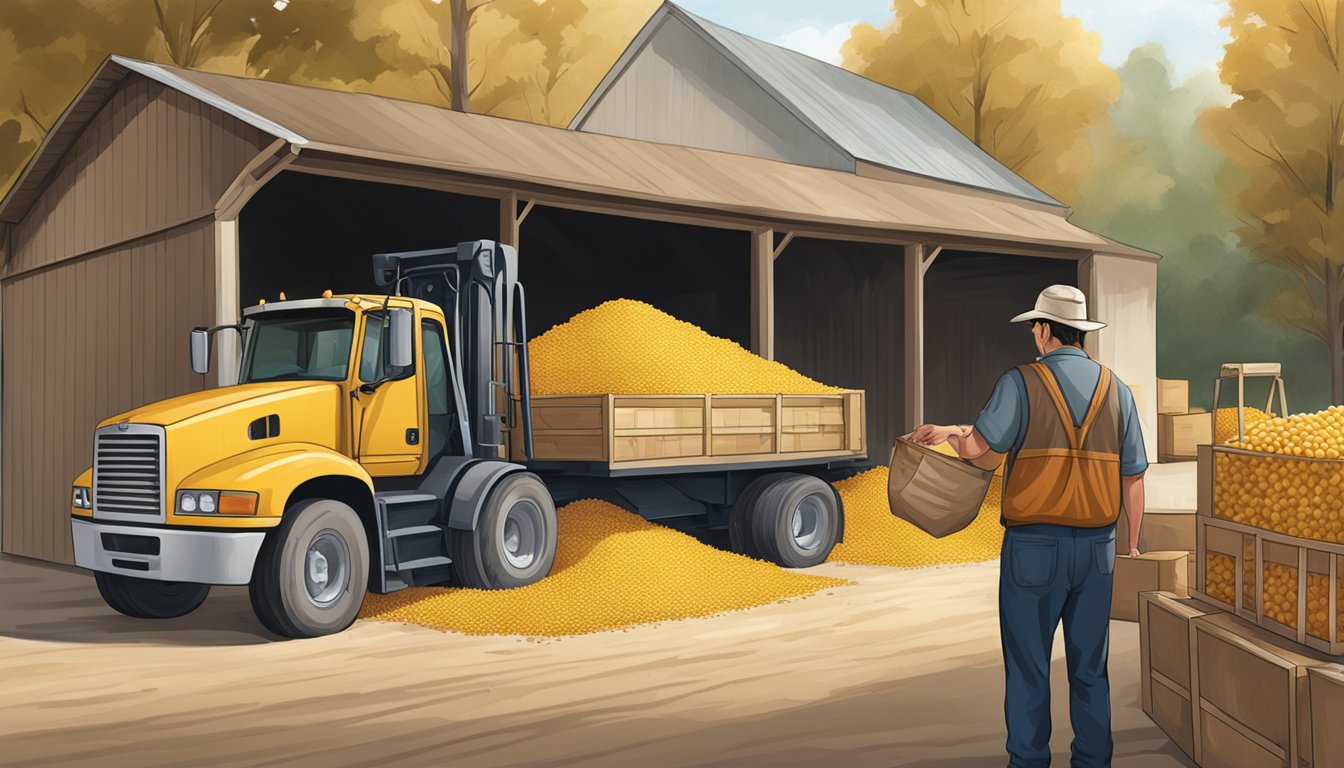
[1191,611,1318,767]
[1307,664,1344,767]
[1194,516,1258,619]
[1139,591,1217,760]
[1196,516,1344,656]
[517,391,866,470]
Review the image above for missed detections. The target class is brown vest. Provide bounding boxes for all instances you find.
[1002,361,1123,527]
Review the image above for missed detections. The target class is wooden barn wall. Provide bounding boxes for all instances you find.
[4,76,268,279]
[1,221,217,563]
[922,251,1079,427]
[576,16,853,174]
[775,238,904,465]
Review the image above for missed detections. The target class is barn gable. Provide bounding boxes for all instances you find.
[572,3,1063,209]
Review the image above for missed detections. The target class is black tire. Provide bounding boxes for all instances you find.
[94,571,210,619]
[451,472,557,589]
[728,473,791,558]
[749,474,841,568]
[250,498,369,639]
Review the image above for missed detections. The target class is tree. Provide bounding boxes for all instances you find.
[1204,0,1344,404]
[841,0,1119,204]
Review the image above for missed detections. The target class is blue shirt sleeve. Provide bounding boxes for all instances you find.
[1117,380,1149,476]
[974,370,1025,454]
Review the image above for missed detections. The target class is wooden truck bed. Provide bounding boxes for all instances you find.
[512,391,866,472]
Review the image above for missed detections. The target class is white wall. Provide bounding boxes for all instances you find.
[1084,254,1159,463]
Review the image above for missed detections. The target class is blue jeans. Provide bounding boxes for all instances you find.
[1000,523,1117,768]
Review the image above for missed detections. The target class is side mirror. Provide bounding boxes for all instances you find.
[190,328,211,375]
[388,309,413,369]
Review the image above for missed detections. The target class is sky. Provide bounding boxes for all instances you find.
[675,0,1232,81]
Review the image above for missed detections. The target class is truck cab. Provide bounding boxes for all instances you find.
[71,241,557,638]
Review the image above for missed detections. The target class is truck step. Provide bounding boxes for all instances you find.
[385,524,441,539]
[387,556,451,572]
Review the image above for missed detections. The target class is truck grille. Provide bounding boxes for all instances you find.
[93,426,165,518]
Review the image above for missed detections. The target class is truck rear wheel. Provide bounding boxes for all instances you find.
[728,473,791,559]
[451,473,557,589]
[250,498,369,638]
[747,474,841,568]
[94,571,210,619]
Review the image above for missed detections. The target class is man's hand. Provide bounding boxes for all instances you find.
[910,424,959,447]
[1129,547,1141,558]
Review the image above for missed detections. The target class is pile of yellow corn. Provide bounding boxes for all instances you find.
[1214,406,1272,444]
[527,299,841,395]
[1213,406,1344,543]
[1205,552,1237,606]
[359,499,847,636]
[826,466,1004,567]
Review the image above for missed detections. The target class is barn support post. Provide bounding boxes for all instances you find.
[904,243,939,431]
[498,191,535,249]
[751,226,775,360]
[214,218,240,387]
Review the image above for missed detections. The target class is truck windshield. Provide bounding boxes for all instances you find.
[239,309,355,384]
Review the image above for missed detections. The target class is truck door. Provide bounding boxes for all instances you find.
[354,309,424,475]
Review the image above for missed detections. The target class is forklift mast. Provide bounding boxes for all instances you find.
[372,240,534,461]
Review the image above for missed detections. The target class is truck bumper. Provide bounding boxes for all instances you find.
[71,518,266,585]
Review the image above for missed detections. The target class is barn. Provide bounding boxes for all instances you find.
[0,4,1157,565]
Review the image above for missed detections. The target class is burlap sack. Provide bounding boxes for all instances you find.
[887,437,993,538]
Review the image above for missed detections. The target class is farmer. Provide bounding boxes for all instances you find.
[911,284,1147,768]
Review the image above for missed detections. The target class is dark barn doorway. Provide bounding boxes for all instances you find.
[923,251,1079,425]
[775,238,905,465]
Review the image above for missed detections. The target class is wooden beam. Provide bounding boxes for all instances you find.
[517,198,536,225]
[499,190,520,247]
[751,227,775,360]
[922,244,942,275]
[214,218,241,387]
[904,243,925,431]
[772,231,795,260]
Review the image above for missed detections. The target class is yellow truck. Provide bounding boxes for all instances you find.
[70,241,865,637]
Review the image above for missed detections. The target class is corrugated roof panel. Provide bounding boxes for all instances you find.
[671,5,1062,208]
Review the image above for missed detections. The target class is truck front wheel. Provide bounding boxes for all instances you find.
[250,499,369,638]
[94,572,210,619]
[746,474,841,568]
[451,473,557,589]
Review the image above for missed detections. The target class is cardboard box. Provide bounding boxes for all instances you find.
[1191,611,1320,767]
[1158,378,1190,415]
[1117,508,1196,552]
[1138,592,1218,761]
[1308,664,1344,767]
[1112,551,1189,622]
[1159,411,1212,462]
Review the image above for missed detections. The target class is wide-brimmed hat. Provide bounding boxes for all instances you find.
[1010,284,1106,332]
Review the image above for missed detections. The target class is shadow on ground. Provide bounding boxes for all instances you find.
[0,555,277,645]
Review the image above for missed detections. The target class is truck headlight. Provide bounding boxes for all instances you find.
[177,490,258,516]
[71,486,92,510]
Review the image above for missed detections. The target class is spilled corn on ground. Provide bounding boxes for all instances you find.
[527,299,841,395]
[827,466,1004,567]
[360,499,848,636]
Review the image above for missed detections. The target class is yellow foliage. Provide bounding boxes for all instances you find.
[827,467,1004,567]
[527,299,841,395]
[359,498,847,636]
[841,0,1119,203]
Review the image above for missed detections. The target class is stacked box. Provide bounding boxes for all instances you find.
[1111,552,1188,622]
[1191,611,1317,767]
[1138,591,1216,760]
[1308,665,1344,766]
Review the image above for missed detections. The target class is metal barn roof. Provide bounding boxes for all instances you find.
[572,3,1062,209]
[0,56,1151,260]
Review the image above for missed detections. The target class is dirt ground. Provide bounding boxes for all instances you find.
[0,554,1194,768]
